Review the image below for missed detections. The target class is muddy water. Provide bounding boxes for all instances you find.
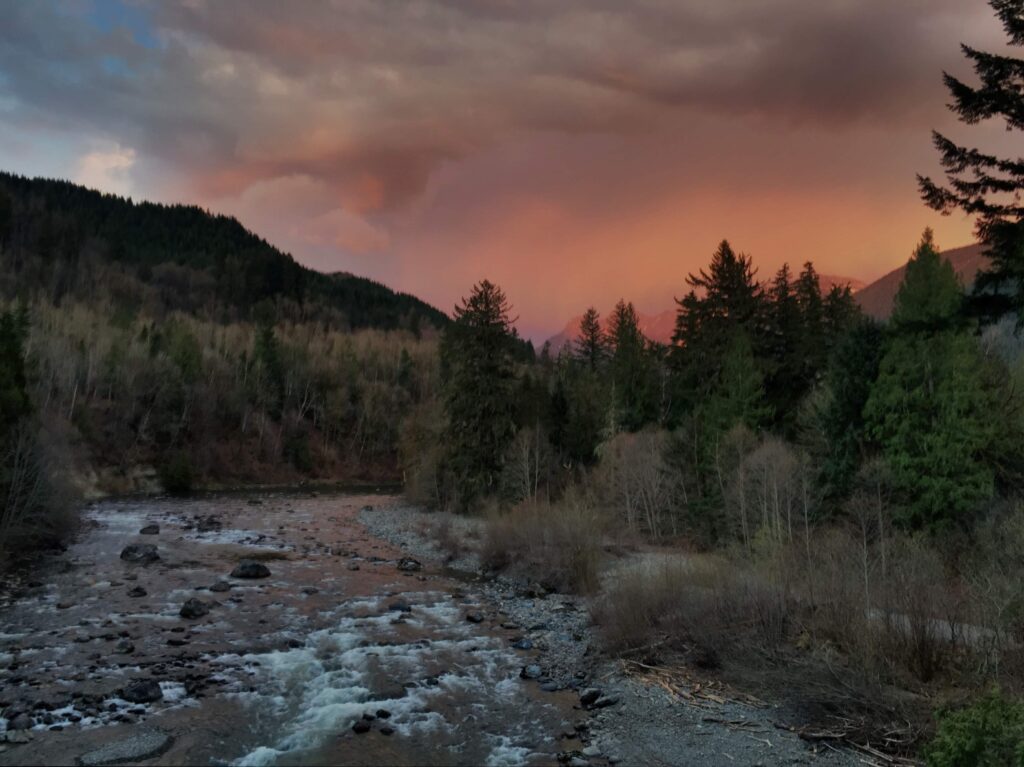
[0,492,583,766]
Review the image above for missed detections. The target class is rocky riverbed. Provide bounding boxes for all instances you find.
[0,492,859,766]
[360,502,861,767]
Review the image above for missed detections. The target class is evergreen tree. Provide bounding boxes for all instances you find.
[822,284,861,343]
[575,307,609,370]
[795,261,827,386]
[440,280,518,510]
[764,264,803,427]
[816,318,883,499]
[864,232,998,531]
[607,300,655,431]
[918,0,1024,323]
[671,240,765,414]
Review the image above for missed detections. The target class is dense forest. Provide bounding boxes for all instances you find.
[0,173,451,551]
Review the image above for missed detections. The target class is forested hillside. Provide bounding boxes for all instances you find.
[0,174,449,552]
[0,172,448,333]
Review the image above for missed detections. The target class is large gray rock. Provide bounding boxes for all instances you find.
[77,727,172,766]
[121,680,163,704]
[230,560,271,579]
[119,544,159,565]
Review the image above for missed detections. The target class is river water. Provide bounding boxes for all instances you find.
[0,492,584,766]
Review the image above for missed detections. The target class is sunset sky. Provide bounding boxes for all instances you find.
[0,1,1011,338]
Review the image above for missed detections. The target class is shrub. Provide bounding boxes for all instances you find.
[925,690,1024,767]
[158,451,194,494]
[481,491,604,593]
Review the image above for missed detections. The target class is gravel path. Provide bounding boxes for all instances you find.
[359,501,860,767]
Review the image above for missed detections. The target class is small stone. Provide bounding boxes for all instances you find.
[579,688,601,706]
[127,586,147,597]
[231,560,271,579]
[376,709,391,719]
[114,638,135,654]
[352,720,371,734]
[387,600,412,613]
[209,581,230,593]
[520,664,543,680]
[396,557,422,572]
[179,598,210,620]
[592,695,619,709]
[511,638,534,650]
[465,611,484,624]
[56,601,73,610]
[346,562,360,571]
[582,745,601,757]
[379,725,394,735]
[139,524,160,535]
[301,587,319,595]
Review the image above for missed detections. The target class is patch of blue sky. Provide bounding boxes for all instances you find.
[85,0,161,50]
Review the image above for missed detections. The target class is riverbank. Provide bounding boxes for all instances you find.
[359,502,860,767]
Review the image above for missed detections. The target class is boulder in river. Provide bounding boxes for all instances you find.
[465,611,484,624]
[396,557,422,572]
[6,713,32,731]
[120,544,159,565]
[352,720,371,734]
[230,560,271,579]
[127,586,147,598]
[179,598,209,620]
[139,524,160,535]
[387,600,412,613]
[209,581,231,592]
[122,680,163,704]
[520,664,543,680]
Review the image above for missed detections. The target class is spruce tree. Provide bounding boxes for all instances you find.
[575,307,609,370]
[607,300,655,431]
[864,232,998,531]
[918,0,1024,322]
[441,280,518,510]
[764,264,803,426]
[670,240,764,411]
[795,261,827,386]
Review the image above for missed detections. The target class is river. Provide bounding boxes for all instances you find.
[0,491,585,766]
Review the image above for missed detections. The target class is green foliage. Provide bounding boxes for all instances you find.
[697,330,770,438]
[441,280,518,511]
[607,300,658,432]
[815,318,883,498]
[865,234,998,531]
[891,230,964,332]
[925,690,1024,767]
[918,0,1024,324]
[158,451,194,495]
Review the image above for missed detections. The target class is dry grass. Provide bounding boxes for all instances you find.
[481,491,605,593]
[589,525,1024,757]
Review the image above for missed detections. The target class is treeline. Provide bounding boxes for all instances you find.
[0,172,448,333]
[416,232,1024,542]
